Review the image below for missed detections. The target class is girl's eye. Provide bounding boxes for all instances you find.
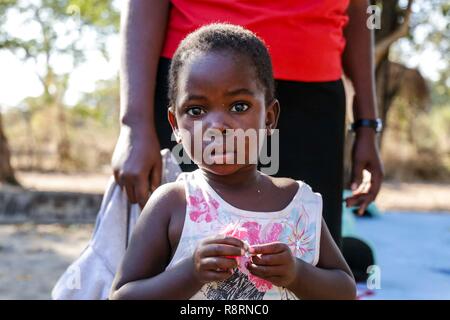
[186,106,205,116]
[231,103,249,113]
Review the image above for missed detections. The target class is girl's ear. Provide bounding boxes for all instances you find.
[167,106,182,143]
[265,99,280,136]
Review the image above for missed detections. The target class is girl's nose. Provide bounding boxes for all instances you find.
[206,112,232,134]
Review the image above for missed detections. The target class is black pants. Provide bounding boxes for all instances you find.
[154,58,346,248]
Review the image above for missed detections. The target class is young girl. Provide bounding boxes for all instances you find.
[109,24,356,300]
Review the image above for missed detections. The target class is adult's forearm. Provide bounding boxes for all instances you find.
[343,0,378,120]
[120,0,170,129]
[111,258,203,300]
[287,259,356,300]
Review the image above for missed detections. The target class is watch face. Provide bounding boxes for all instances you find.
[376,119,383,132]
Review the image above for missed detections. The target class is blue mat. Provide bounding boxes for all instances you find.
[354,212,450,300]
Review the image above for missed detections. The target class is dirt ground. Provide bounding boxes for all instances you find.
[14,170,450,212]
[0,223,93,299]
[1,171,449,299]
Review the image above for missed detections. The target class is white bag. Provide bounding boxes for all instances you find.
[51,149,182,300]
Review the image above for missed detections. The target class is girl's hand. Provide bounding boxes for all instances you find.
[192,236,246,284]
[247,242,298,288]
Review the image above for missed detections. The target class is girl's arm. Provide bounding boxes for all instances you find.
[109,183,203,300]
[248,219,357,300]
[109,182,245,300]
[286,219,357,299]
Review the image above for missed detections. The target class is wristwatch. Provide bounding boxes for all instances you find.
[350,119,383,133]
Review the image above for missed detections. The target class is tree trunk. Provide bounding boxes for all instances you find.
[0,112,19,185]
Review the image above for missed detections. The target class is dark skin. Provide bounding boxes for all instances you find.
[111,0,169,208]
[112,0,383,215]
[109,51,357,300]
[343,0,384,214]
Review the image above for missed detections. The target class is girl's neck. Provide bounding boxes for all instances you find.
[199,165,262,191]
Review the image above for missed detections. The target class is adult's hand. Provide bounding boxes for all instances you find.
[346,128,384,215]
[113,0,170,209]
[112,125,162,209]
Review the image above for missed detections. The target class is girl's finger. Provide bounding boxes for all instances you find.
[251,252,287,266]
[250,242,287,255]
[202,257,238,271]
[202,270,234,283]
[203,236,246,249]
[201,244,245,258]
[246,262,285,279]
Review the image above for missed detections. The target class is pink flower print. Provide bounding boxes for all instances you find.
[241,221,261,245]
[188,190,219,223]
[260,222,283,243]
[222,222,249,240]
[221,221,283,292]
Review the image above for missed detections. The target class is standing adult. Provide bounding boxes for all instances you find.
[112,0,384,249]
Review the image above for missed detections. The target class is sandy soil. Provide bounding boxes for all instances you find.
[0,223,93,299]
[376,181,450,212]
[15,171,111,194]
[14,171,450,212]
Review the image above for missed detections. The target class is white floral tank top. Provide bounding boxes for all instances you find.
[166,169,323,300]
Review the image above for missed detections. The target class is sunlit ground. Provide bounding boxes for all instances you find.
[0,223,93,299]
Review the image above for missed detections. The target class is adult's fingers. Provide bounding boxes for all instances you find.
[113,170,121,187]
[149,156,162,193]
[368,164,383,201]
[122,174,137,204]
[135,175,150,209]
[346,193,373,215]
[356,194,372,215]
[350,160,365,192]
[201,244,245,258]
[358,169,383,215]
[346,170,383,215]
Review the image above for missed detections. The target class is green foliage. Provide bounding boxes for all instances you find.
[0,0,120,172]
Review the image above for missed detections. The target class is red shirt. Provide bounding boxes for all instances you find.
[161,0,350,82]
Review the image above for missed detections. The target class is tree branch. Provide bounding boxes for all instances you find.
[375,0,414,67]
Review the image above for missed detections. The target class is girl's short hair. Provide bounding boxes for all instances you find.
[168,23,275,106]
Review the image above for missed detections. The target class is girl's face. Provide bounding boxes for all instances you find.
[168,50,279,176]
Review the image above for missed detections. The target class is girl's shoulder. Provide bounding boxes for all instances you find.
[264,174,322,205]
[141,181,188,251]
[143,180,187,222]
[265,175,298,190]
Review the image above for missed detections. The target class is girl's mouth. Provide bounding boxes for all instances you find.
[208,150,236,164]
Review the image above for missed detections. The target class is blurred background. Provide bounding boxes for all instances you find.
[0,0,449,299]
